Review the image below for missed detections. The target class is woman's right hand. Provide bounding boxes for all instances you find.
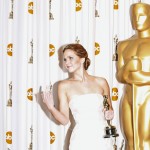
[41,91,55,110]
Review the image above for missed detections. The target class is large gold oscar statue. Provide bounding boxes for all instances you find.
[116,2,150,150]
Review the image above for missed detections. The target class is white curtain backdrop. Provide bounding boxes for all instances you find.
[0,0,150,150]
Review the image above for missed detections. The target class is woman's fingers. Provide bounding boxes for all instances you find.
[40,90,54,110]
[41,93,44,101]
[102,108,106,112]
[41,91,49,102]
[104,110,114,120]
[45,92,48,101]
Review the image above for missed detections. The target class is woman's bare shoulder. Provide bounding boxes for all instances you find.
[58,79,73,88]
[91,75,106,81]
[92,76,108,85]
[58,79,76,99]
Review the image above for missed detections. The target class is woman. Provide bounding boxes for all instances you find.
[42,43,114,150]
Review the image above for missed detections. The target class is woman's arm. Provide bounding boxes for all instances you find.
[100,78,114,120]
[101,78,113,110]
[42,82,69,125]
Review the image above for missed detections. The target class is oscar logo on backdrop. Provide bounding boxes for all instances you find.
[95,42,100,55]
[49,44,55,57]
[27,88,33,101]
[116,2,150,150]
[6,131,12,144]
[7,44,13,56]
[114,0,119,10]
[50,131,56,144]
[76,0,82,12]
[112,87,118,101]
[28,2,33,14]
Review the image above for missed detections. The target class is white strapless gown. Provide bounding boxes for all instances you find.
[69,93,113,150]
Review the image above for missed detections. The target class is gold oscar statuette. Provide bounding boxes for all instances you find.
[95,10,100,17]
[113,138,125,150]
[112,35,118,61]
[95,0,100,17]
[9,0,14,19]
[119,139,124,150]
[28,39,33,64]
[103,95,119,138]
[7,81,12,107]
[113,137,117,150]
[49,0,54,20]
[75,36,80,44]
[28,126,33,150]
[116,2,150,149]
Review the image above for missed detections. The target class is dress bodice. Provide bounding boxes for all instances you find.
[69,93,105,124]
[68,93,113,150]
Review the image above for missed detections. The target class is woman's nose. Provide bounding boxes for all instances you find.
[64,60,70,65]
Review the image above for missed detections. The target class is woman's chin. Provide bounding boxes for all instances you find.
[67,70,74,73]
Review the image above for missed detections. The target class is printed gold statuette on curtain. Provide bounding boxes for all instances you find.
[7,81,12,107]
[116,2,150,150]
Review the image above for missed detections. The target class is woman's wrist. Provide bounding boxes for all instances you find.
[48,104,55,111]
[109,106,114,111]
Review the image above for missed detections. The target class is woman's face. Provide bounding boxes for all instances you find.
[63,49,84,73]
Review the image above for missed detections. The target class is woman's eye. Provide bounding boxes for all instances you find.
[63,58,66,62]
[69,57,73,60]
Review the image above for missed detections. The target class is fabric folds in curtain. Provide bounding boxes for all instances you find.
[1,0,149,150]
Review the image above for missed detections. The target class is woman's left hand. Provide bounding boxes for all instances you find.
[104,110,114,120]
